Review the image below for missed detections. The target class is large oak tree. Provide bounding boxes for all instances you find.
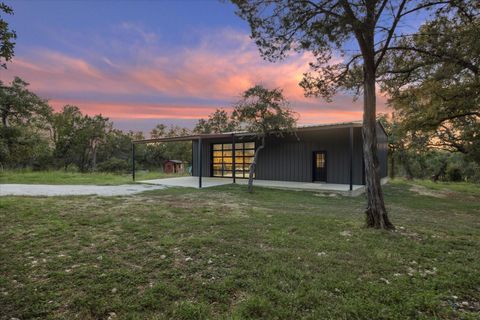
[383,13,480,164]
[231,0,478,229]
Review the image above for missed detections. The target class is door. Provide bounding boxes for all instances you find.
[313,151,327,182]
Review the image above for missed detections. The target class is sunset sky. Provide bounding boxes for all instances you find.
[1,1,424,134]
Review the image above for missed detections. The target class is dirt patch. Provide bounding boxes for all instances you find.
[409,185,447,198]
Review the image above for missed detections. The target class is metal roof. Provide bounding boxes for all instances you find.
[164,159,184,164]
[133,120,364,144]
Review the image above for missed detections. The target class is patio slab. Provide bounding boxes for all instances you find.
[140,176,231,188]
[140,176,365,196]
[237,179,365,196]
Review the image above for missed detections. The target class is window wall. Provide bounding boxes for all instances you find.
[212,142,255,178]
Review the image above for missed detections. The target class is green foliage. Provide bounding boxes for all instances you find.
[0,2,16,69]
[383,15,480,164]
[0,76,193,172]
[193,109,239,134]
[232,85,297,138]
[0,77,51,127]
[232,85,297,192]
[141,124,192,170]
[446,166,462,182]
[0,78,53,169]
[51,105,110,171]
[96,158,130,173]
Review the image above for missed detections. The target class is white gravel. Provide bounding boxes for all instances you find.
[0,184,166,197]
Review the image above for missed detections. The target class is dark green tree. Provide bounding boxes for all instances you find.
[231,0,478,229]
[194,109,239,134]
[0,2,16,69]
[383,15,480,164]
[0,77,52,168]
[232,85,297,192]
[51,105,109,171]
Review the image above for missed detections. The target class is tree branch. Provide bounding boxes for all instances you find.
[374,0,407,70]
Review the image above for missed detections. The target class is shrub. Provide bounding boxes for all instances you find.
[96,158,129,173]
[446,166,462,182]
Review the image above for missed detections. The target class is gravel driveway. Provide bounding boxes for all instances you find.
[0,184,166,197]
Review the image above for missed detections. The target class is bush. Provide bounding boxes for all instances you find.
[96,158,129,173]
[446,166,463,182]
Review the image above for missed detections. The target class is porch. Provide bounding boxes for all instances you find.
[140,176,365,196]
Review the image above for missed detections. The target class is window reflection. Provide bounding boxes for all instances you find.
[211,142,255,178]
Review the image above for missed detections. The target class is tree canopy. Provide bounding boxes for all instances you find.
[232,85,297,192]
[0,2,16,69]
[382,14,480,163]
[194,109,239,134]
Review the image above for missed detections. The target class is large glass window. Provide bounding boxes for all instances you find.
[212,142,255,178]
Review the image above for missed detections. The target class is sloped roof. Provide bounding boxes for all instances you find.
[164,160,184,164]
[133,120,365,144]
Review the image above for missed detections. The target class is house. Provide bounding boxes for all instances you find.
[132,121,388,193]
[163,160,185,174]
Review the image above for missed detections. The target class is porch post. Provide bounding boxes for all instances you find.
[198,137,202,188]
[349,127,353,191]
[132,142,136,181]
[232,133,236,184]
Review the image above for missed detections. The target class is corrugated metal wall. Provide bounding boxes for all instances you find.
[192,125,388,184]
[253,127,364,184]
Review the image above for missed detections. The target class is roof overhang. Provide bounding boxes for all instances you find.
[132,121,364,144]
[133,131,254,144]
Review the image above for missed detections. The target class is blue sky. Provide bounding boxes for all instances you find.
[1,0,427,133]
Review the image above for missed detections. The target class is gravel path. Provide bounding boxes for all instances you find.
[0,184,166,197]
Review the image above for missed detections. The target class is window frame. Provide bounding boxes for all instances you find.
[211,141,256,178]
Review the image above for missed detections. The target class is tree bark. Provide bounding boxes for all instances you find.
[389,149,395,179]
[362,56,395,230]
[247,136,265,193]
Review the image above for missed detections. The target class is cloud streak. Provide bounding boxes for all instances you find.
[1,25,388,130]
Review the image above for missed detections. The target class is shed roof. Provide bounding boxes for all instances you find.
[164,160,184,164]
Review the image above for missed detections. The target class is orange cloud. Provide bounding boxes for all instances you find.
[49,99,217,119]
[1,28,389,126]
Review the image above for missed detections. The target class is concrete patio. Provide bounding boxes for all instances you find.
[140,176,365,196]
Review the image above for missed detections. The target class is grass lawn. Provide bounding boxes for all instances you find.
[0,170,182,185]
[0,180,479,319]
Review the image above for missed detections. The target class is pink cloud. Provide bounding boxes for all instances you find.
[49,99,217,119]
[0,28,389,126]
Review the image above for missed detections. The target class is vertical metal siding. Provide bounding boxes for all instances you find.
[191,127,371,185]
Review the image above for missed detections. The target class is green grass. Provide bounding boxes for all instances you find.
[0,170,184,185]
[0,180,479,319]
[410,178,480,195]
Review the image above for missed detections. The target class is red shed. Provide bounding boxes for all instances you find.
[163,160,185,174]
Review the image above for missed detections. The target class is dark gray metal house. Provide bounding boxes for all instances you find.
[133,121,388,191]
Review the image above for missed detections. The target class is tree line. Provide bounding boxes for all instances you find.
[0,77,193,172]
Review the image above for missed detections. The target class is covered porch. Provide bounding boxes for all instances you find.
[140,176,365,196]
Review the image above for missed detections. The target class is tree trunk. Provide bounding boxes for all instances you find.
[91,140,98,171]
[247,136,265,193]
[431,161,447,182]
[362,58,395,230]
[389,150,395,179]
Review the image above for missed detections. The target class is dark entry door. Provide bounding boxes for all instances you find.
[313,151,327,182]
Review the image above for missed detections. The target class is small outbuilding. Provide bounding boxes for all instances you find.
[163,160,185,174]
